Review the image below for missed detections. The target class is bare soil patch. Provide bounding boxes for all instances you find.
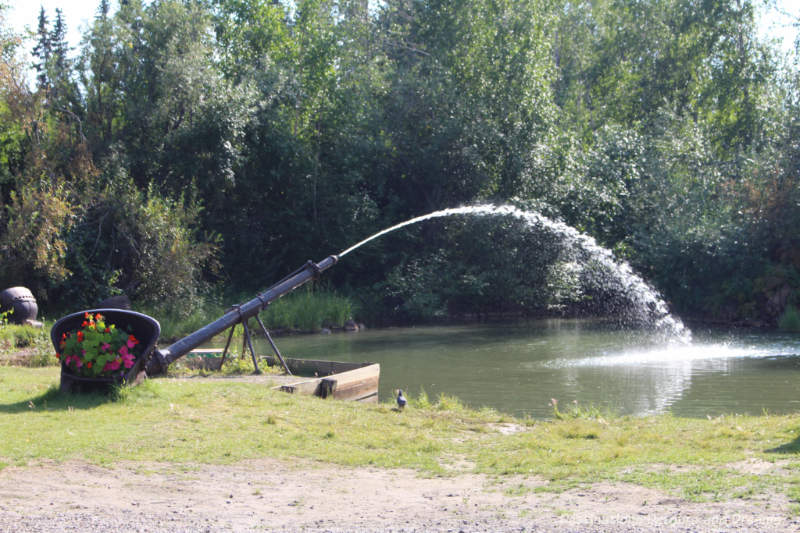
[1,459,798,532]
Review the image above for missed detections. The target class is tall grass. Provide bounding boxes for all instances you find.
[141,299,228,342]
[142,287,356,341]
[261,288,355,332]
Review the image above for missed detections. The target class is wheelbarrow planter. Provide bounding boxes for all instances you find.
[51,309,160,393]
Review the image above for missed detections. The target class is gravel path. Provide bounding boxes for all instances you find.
[1,459,798,532]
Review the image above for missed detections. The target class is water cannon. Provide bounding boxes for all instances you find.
[145,254,339,376]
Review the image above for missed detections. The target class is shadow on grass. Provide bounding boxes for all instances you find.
[766,431,800,454]
[0,386,116,413]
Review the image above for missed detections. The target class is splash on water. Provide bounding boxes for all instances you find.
[339,204,690,341]
[555,343,793,368]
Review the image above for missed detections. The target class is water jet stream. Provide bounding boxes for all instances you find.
[339,204,690,341]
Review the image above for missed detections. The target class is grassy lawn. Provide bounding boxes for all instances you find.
[1,366,800,506]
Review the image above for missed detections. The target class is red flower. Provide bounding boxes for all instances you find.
[77,331,84,342]
[87,361,92,369]
[55,353,61,359]
[81,321,88,327]
[84,312,90,319]
[61,332,67,340]
[128,335,139,345]
[104,327,110,333]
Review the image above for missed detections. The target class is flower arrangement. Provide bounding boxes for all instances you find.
[57,312,142,378]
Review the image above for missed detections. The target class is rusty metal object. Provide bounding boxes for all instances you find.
[0,286,38,324]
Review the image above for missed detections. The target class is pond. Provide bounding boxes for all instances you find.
[249,320,800,419]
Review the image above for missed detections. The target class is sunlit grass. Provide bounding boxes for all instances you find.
[0,324,55,367]
[1,366,800,504]
[261,287,355,331]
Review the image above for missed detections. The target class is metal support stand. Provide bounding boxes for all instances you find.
[255,314,292,375]
[242,319,261,374]
[219,324,236,368]
[214,305,290,375]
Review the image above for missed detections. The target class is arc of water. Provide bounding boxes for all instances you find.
[338,204,690,341]
[339,206,487,257]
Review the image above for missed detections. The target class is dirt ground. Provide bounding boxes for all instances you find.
[0,458,798,532]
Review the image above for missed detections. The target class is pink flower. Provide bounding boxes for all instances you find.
[101,343,110,352]
[103,359,121,372]
[119,345,135,368]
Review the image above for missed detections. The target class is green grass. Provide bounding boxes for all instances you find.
[261,287,355,332]
[1,366,800,505]
[0,324,55,366]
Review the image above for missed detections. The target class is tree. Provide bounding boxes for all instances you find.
[0,4,25,200]
[376,0,556,211]
[48,9,71,104]
[31,7,50,91]
[79,0,122,159]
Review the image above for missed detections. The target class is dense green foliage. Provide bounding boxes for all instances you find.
[0,0,798,326]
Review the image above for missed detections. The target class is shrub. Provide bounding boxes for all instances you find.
[59,179,219,316]
[0,181,73,298]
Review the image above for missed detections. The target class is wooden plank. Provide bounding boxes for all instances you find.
[329,364,380,401]
[262,356,372,377]
[333,376,380,401]
[279,378,322,395]
[187,353,380,402]
[276,362,380,403]
[188,348,225,357]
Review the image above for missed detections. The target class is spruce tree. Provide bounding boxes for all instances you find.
[31,7,50,90]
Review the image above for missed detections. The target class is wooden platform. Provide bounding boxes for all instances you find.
[186,349,380,403]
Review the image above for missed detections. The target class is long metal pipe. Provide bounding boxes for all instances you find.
[144,255,338,376]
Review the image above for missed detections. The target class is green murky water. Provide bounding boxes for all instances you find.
[247,319,800,418]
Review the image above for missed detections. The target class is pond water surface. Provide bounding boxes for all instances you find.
[250,320,800,419]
